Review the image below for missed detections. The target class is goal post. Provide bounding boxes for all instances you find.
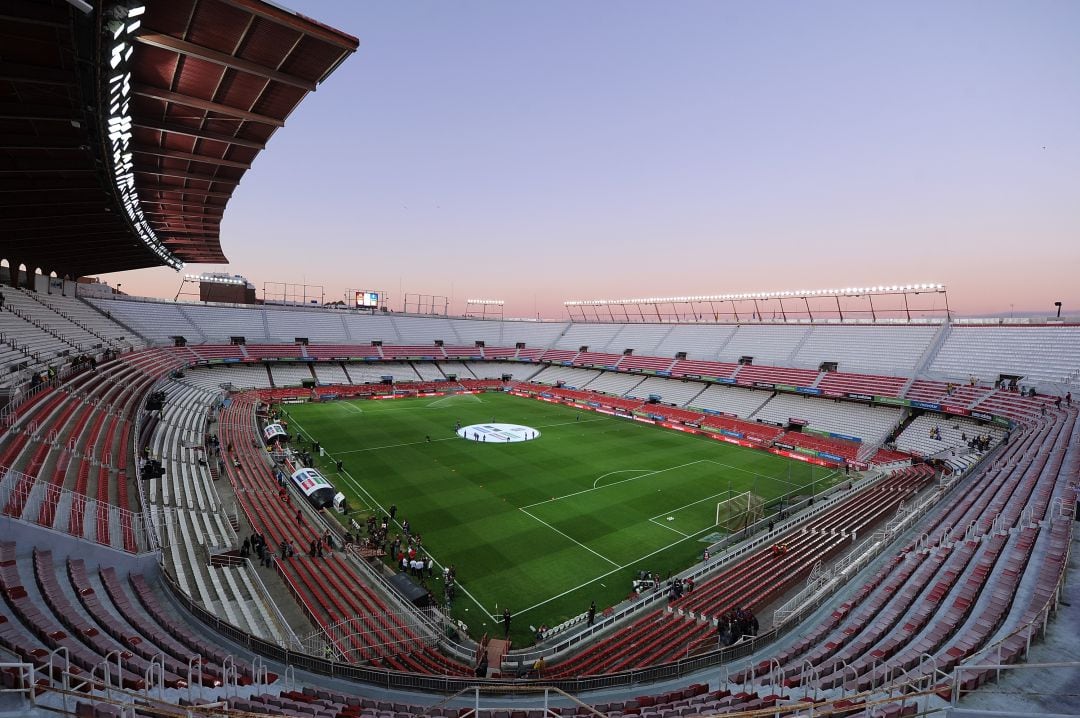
[715,491,764,533]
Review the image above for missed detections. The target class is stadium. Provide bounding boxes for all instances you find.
[1,1,1078,717]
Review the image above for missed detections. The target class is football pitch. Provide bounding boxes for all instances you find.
[282,391,836,644]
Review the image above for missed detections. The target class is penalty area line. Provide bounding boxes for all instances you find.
[518,508,620,568]
[522,459,709,510]
[648,517,689,537]
[592,469,651,490]
[511,522,716,618]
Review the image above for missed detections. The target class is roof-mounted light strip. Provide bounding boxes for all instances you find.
[104,4,183,271]
[564,283,946,306]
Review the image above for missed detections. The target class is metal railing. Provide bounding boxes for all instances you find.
[0,462,153,554]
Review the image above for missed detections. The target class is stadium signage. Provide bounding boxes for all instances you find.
[717,377,737,384]
[796,387,822,395]
[818,452,846,463]
[846,393,874,402]
[774,442,794,450]
[290,468,337,509]
[970,410,993,422]
[263,424,287,442]
[877,396,910,406]
[992,416,1011,428]
[910,400,942,411]
[753,382,775,389]
[773,383,797,393]
[941,404,969,416]
[720,429,744,439]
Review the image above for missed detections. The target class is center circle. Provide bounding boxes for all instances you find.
[456,423,540,443]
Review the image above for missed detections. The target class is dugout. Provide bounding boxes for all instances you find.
[263,423,287,444]
[290,468,337,509]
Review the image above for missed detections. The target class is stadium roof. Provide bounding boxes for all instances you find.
[0,0,357,278]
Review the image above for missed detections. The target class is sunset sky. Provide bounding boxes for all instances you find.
[99,0,1080,319]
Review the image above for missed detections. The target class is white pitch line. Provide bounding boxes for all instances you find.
[519,508,620,567]
[336,435,460,454]
[649,517,689,537]
[521,459,709,509]
[646,490,730,522]
[511,522,716,617]
[592,469,650,490]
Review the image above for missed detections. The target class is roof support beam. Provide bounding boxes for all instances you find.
[136,184,233,200]
[133,33,317,91]
[133,85,285,127]
[141,201,225,215]
[217,0,359,52]
[132,146,252,169]
[133,117,265,149]
[152,223,222,233]
[134,167,240,185]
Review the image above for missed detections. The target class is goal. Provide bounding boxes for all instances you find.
[715,491,765,533]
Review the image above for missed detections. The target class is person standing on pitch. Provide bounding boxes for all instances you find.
[503,608,512,638]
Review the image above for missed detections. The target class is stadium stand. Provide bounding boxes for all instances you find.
[792,324,939,375]
[269,363,317,387]
[689,384,773,418]
[463,360,540,380]
[582,371,647,396]
[669,358,739,380]
[437,361,477,378]
[625,376,708,406]
[753,394,903,445]
[929,325,1080,389]
[817,371,909,398]
[719,324,812,365]
[737,407,1077,714]
[529,365,602,388]
[654,323,739,360]
[607,324,681,355]
[553,323,625,352]
[345,362,421,384]
[894,414,1007,459]
[311,362,353,386]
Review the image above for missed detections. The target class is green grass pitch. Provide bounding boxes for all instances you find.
[281,391,836,645]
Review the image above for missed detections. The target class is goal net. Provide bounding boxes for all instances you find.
[715,491,765,533]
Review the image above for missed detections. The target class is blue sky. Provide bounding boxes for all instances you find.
[103,0,1080,318]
